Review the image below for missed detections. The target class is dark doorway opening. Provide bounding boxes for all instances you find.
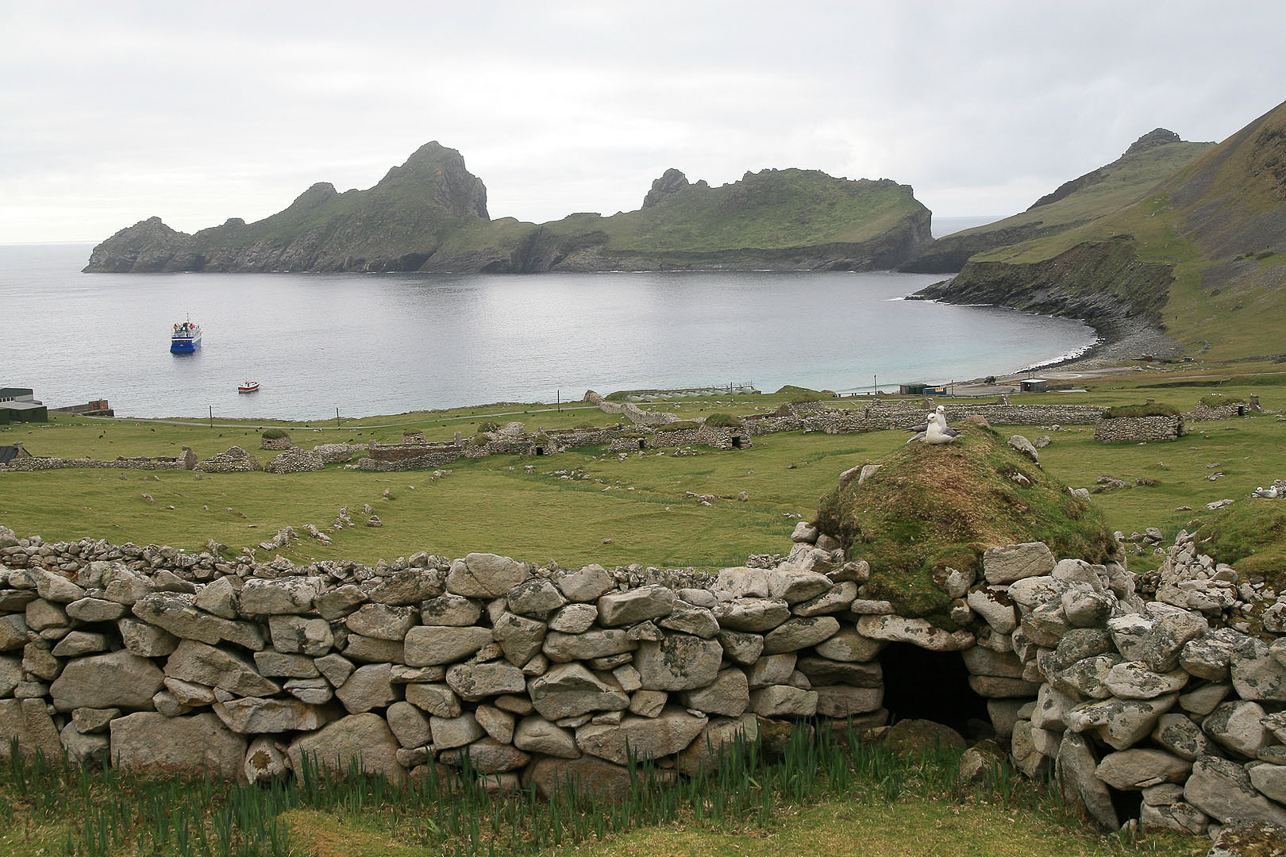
[1105,767,1144,824]
[534,447,545,456]
[731,436,744,449]
[638,439,647,450]
[880,642,990,737]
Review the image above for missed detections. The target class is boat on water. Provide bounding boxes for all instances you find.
[170,318,201,353]
[238,381,260,393]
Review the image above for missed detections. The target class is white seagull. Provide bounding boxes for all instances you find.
[908,405,960,444]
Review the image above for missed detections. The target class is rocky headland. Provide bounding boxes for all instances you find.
[84,145,932,275]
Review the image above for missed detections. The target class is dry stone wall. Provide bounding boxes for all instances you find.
[2,519,1284,839]
[0,447,197,472]
[1093,416,1185,444]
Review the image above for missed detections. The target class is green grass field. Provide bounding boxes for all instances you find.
[3,376,1282,568]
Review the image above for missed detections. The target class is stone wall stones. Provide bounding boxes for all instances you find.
[0,447,198,472]
[2,487,1284,840]
[1094,416,1185,444]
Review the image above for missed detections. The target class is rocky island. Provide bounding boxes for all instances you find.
[84,144,932,274]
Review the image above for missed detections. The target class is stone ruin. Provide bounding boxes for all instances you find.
[1094,414,1186,444]
[1,511,1285,842]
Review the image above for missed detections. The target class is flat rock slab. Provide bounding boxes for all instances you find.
[761,616,840,654]
[164,640,279,697]
[288,713,404,783]
[529,755,642,802]
[596,585,674,626]
[213,697,330,734]
[576,707,707,763]
[542,629,637,663]
[983,542,1055,585]
[111,712,247,781]
[50,650,165,712]
[1095,748,1192,790]
[0,698,62,763]
[855,615,974,651]
[514,715,580,758]
[445,553,531,599]
[1184,756,1286,828]
[528,663,629,721]
[634,636,723,691]
[404,626,493,667]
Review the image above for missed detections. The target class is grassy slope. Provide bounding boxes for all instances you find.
[435,170,928,260]
[589,170,923,252]
[949,141,1213,241]
[969,102,1286,359]
[0,403,908,568]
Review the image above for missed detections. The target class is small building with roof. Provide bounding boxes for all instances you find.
[0,388,48,423]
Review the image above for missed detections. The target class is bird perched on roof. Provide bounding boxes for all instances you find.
[907,405,960,444]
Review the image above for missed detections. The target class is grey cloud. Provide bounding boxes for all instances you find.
[2,1,1284,242]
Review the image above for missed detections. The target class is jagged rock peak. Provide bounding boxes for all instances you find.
[1124,128,1182,157]
[642,168,692,208]
[287,182,339,211]
[377,141,490,221]
[82,216,195,274]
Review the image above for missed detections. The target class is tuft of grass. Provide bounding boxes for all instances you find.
[1101,403,1179,419]
[815,429,1115,624]
[1196,393,1245,408]
[703,412,744,428]
[0,726,1205,857]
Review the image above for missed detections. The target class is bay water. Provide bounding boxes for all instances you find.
[0,243,1095,421]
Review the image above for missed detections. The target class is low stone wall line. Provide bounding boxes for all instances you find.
[0,519,1283,838]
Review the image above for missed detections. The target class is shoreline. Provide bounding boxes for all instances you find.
[1003,314,1184,379]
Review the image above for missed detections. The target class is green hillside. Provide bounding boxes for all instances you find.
[919,100,1286,360]
[903,130,1214,273]
[85,151,931,274]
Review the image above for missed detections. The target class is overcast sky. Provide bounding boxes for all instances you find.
[3,0,1285,245]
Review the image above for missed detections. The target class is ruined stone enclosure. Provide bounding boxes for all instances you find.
[3,419,1286,840]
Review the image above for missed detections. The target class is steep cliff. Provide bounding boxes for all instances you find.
[86,152,931,274]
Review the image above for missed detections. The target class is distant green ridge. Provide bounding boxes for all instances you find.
[84,150,932,274]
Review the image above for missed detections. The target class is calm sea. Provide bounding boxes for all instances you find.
[0,243,1094,421]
